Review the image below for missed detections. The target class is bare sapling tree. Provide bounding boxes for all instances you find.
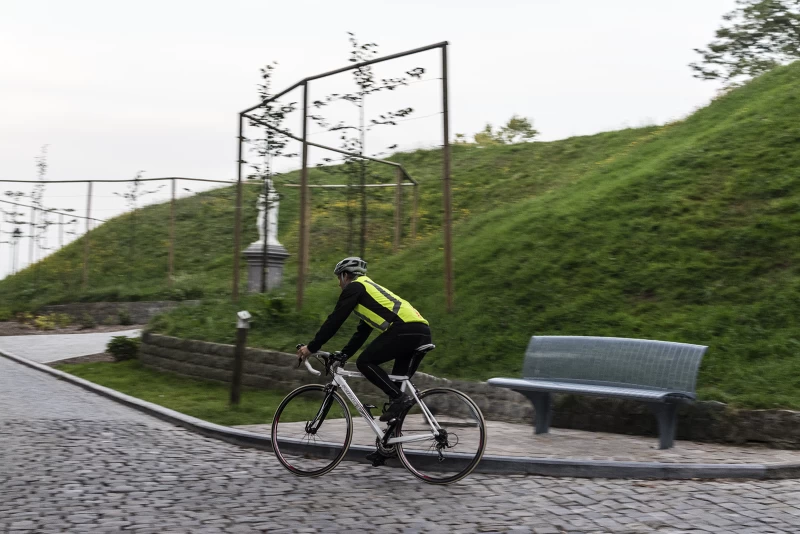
[247,62,297,292]
[1,192,27,274]
[26,145,49,269]
[310,32,424,257]
[114,171,165,275]
[0,198,26,277]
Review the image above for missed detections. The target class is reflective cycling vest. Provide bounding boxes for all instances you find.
[352,276,428,332]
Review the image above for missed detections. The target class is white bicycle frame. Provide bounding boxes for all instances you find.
[304,356,442,445]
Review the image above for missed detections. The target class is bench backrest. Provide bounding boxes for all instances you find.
[522,336,707,394]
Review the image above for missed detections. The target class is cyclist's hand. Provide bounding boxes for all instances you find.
[296,345,312,363]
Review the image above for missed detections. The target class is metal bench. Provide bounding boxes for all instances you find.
[487,336,707,449]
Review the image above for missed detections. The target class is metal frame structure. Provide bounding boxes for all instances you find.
[235,41,453,311]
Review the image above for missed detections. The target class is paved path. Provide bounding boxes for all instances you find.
[0,329,141,363]
[3,355,800,533]
[239,417,800,466]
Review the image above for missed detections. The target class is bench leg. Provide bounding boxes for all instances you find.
[648,402,678,449]
[521,392,553,434]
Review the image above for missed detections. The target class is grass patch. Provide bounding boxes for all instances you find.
[53,360,323,426]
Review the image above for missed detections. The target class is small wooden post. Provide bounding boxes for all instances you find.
[394,168,403,252]
[412,184,419,241]
[233,114,245,301]
[441,44,454,312]
[297,82,310,310]
[230,310,251,405]
[82,181,93,289]
[169,178,176,288]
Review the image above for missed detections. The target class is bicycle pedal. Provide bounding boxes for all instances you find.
[366,450,387,467]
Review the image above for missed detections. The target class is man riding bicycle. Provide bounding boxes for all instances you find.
[296,257,432,424]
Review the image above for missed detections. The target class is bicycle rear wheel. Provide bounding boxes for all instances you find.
[395,387,487,485]
[271,384,353,477]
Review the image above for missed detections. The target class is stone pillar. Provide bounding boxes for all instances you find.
[243,243,289,293]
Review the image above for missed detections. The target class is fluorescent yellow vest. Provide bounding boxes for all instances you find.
[352,276,428,332]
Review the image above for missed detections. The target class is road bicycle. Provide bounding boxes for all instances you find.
[271,344,487,485]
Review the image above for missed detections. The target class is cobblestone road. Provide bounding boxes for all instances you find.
[2,356,800,533]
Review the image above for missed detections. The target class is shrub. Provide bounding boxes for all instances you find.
[106,335,140,362]
[54,313,72,328]
[79,313,96,330]
[118,308,133,326]
[34,315,56,330]
[15,312,34,324]
[0,308,12,322]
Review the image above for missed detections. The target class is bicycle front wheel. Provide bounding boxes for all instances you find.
[396,387,487,485]
[271,384,353,477]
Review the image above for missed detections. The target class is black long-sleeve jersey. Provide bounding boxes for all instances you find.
[306,281,373,356]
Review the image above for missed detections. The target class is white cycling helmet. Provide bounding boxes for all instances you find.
[333,257,367,276]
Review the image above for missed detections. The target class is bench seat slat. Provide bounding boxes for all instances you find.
[487,378,695,402]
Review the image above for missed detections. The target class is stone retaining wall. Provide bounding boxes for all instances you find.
[40,301,200,325]
[140,333,800,449]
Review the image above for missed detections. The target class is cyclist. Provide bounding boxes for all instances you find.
[296,257,432,425]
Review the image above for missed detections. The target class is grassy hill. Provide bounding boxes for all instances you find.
[4,63,800,408]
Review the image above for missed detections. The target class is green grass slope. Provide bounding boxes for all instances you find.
[4,63,800,408]
[153,63,800,409]
[0,125,654,308]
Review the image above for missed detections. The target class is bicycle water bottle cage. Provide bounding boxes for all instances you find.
[364,404,378,419]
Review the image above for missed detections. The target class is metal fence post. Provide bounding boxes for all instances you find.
[441,43,454,312]
[169,178,176,288]
[230,310,251,405]
[82,181,93,289]
[394,167,403,252]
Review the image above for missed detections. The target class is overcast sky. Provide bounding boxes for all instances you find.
[1,0,735,279]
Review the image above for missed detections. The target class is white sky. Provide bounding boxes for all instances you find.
[1,0,734,279]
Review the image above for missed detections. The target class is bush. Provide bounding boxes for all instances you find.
[79,313,96,330]
[34,315,56,330]
[54,313,72,328]
[118,308,133,326]
[106,335,140,362]
[15,312,34,324]
[0,308,11,322]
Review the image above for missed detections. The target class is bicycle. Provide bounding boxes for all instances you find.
[271,344,487,485]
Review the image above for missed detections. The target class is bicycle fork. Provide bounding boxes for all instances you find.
[305,385,336,434]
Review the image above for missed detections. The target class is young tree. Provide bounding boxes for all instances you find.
[247,62,297,292]
[248,61,297,182]
[690,0,800,87]
[474,115,539,146]
[311,33,424,257]
[114,171,164,273]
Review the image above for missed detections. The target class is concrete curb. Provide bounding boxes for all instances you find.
[3,349,799,480]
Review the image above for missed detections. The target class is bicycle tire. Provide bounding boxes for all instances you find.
[271,384,353,477]
[395,387,487,485]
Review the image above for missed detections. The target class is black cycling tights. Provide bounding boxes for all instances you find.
[356,322,432,399]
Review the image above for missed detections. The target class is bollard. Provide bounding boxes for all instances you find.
[230,310,251,405]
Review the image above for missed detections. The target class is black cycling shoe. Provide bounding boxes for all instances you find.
[366,450,388,467]
[379,393,415,422]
